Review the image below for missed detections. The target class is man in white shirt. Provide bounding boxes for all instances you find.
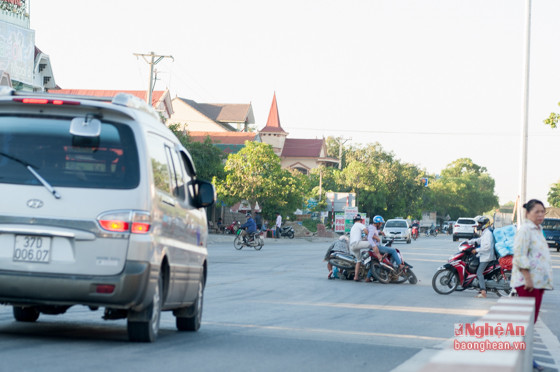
[349,214,370,281]
[275,212,282,238]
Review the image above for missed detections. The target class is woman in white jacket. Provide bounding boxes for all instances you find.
[469,216,495,298]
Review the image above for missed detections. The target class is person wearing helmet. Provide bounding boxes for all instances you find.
[240,212,257,242]
[349,214,370,281]
[366,215,403,282]
[469,216,495,298]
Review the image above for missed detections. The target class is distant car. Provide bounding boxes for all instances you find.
[452,218,478,242]
[542,218,560,252]
[382,219,411,244]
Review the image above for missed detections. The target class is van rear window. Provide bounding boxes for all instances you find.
[0,116,139,189]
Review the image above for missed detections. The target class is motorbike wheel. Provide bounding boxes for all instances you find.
[432,268,458,294]
[493,271,512,297]
[233,236,243,250]
[391,272,407,284]
[287,231,294,239]
[407,270,418,285]
[254,237,264,251]
[370,263,391,284]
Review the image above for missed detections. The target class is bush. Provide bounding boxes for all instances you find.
[301,219,318,233]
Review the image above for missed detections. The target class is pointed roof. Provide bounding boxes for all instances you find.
[260,93,287,133]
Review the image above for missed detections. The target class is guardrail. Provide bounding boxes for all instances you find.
[420,297,535,372]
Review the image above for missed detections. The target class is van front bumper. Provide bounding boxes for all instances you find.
[0,260,154,310]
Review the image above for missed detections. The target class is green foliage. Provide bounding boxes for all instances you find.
[548,180,560,207]
[544,102,560,128]
[168,123,225,182]
[301,218,318,233]
[427,158,499,219]
[214,142,306,220]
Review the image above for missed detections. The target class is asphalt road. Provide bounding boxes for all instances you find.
[0,234,558,372]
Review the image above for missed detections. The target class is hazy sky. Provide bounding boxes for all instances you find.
[30,0,560,206]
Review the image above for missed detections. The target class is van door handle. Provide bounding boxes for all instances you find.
[162,196,176,206]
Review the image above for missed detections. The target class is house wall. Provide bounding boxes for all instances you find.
[260,132,287,156]
[169,99,227,132]
[281,158,317,172]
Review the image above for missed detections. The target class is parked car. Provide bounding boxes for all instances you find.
[452,217,478,241]
[382,218,411,244]
[0,88,215,342]
[542,218,560,252]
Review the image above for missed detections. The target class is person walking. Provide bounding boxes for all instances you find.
[512,199,553,371]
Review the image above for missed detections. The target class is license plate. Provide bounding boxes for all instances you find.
[13,235,52,263]
[364,257,371,264]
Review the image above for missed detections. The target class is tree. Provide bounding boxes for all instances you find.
[548,180,560,207]
[214,142,305,220]
[428,158,499,219]
[168,124,225,182]
[544,103,560,128]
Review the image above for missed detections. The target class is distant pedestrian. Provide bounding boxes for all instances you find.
[275,212,282,238]
[255,211,263,230]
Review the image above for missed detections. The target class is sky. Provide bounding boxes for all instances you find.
[29,0,560,207]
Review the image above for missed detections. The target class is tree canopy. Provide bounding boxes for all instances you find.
[548,180,560,208]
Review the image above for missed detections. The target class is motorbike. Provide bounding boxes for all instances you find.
[278,225,295,239]
[224,220,239,234]
[233,228,264,250]
[432,240,511,296]
[425,227,438,237]
[411,226,419,240]
[327,239,417,284]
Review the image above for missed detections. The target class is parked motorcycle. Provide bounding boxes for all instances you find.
[233,229,264,250]
[411,226,419,240]
[224,220,239,234]
[278,225,295,239]
[432,240,511,296]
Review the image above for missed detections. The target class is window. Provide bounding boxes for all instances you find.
[147,134,172,195]
[0,115,139,189]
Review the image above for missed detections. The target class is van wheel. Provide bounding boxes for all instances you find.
[176,276,204,331]
[13,306,40,322]
[127,275,162,342]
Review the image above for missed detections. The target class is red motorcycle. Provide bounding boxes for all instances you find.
[432,241,511,296]
[411,226,419,240]
[224,220,239,234]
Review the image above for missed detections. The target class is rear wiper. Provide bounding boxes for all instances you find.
[0,151,61,199]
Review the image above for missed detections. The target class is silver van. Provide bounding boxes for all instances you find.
[0,87,215,342]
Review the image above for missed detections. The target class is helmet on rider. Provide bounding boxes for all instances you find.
[246,212,252,217]
[476,216,491,231]
[372,215,384,224]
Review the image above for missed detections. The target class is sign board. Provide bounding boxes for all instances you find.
[334,208,367,233]
[0,22,35,85]
[326,192,356,212]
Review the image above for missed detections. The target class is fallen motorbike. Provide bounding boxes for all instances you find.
[327,239,417,284]
[224,220,240,234]
[432,240,511,296]
[234,228,264,250]
[278,225,295,239]
[411,226,419,240]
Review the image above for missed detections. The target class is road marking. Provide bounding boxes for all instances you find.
[255,301,489,316]
[203,321,448,341]
[407,258,447,263]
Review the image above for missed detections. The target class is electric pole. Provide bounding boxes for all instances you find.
[338,137,351,169]
[133,51,174,105]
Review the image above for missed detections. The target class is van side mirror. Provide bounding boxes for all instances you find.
[188,179,216,208]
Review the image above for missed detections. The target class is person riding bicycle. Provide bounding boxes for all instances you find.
[240,212,257,242]
[468,216,495,298]
[366,215,403,282]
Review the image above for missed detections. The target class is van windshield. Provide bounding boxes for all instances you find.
[0,116,139,189]
[542,219,560,231]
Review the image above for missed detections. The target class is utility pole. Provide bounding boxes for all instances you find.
[338,137,351,169]
[133,51,174,105]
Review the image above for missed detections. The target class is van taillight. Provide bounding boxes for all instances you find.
[98,211,151,234]
[13,98,81,105]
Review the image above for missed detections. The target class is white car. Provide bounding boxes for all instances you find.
[382,219,411,244]
[452,217,478,241]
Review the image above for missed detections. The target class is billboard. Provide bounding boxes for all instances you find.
[0,22,35,85]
